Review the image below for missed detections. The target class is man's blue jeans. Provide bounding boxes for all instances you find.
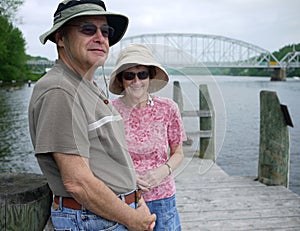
[51,197,135,231]
[146,194,181,231]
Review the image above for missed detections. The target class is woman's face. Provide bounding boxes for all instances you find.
[122,65,150,102]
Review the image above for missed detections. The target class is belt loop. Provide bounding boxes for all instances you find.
[81,204,87,213]
[58,196,63,211]
[134,190,137,209]
[120,194,125,202]
[135,189,141,209]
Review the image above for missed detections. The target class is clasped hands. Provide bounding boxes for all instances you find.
[137,165,167,192]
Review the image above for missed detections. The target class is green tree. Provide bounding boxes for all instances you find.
[273,44,300,60]
[0,0,24,23]
[273,43,300,77]
[0,15,28,81]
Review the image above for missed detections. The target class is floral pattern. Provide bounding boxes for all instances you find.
[112,96,186,201]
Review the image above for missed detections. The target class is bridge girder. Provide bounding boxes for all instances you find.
[26,60,55,74]
[280,51,300,68]
[106,33,281,68]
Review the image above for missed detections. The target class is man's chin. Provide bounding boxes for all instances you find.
[91,56,107,67]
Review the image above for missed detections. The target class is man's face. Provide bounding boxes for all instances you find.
[58,16,111,76]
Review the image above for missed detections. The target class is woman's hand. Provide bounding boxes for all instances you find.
[137,165,169,191]
[136,177,151,192]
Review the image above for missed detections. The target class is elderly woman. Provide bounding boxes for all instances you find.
[109,43,186,231]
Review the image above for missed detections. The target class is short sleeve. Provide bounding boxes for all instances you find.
[33,88,89,157]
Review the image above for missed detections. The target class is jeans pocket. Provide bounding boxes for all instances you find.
[51,214,77,231]
[82,213,119,231]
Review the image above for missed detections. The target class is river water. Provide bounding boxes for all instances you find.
[0,75,299,195]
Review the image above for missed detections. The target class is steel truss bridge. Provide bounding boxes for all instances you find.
[27,33,300,78]
[107,33,299,70]
[26,59,54,74]
[107,33,279,68]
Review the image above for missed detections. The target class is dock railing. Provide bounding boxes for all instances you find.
[173,81,216,161]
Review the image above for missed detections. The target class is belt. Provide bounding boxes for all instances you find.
[53,189,141,210]
[54,196,82,210]
[119,189,142,205]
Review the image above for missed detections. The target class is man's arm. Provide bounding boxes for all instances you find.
[53,152,156,231]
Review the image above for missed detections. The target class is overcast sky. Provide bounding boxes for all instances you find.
[17,0,300,61]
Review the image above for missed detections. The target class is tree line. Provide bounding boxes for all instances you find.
[0,0,32,83]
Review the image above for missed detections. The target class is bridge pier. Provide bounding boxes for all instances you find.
[270,68,286,81]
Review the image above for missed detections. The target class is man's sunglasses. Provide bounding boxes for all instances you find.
[68,23,114,38]
[122,71,150,81]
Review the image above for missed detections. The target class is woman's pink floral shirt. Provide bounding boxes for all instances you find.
[112,96,186,202]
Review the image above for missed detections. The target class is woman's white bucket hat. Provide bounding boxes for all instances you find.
[109,43,169,95]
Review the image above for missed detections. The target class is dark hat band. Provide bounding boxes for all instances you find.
[54,4,106,24]
[54,0,106,23]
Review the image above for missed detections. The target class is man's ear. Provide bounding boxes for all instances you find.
[54,31,64,47]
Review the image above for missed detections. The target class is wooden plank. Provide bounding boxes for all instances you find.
[181,110,212,117]
[179,207,300,220]
[181,217,300,231]
[176,186,298,200]
[186,130,213,138]
[177,195,300,210]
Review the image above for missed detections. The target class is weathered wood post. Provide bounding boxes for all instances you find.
[199,84,215,161]
[0,173,52,231]
[173,81,215,161]
[173,81,183,114]
[258,90,292,187]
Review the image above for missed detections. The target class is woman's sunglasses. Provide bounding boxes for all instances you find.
[68,23,114,38]
[122,71,150,81]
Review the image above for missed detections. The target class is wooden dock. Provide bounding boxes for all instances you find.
[175,151,300,230]
[42,155,300,230]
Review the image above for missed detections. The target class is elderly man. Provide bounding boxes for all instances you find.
[28,0,156,230]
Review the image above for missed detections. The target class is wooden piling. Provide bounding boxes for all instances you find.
[173,82,215,161]
[173,81,183,113]
[258,90,290,187]
[199,84,215,161]
[0,173,52,231]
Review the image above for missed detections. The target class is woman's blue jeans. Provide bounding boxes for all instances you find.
[51,198,135,231]
[146,194,181,231]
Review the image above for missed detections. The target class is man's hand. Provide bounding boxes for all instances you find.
[127,197,156,231]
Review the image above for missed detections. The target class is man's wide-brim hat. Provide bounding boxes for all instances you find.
[39,0,128,47]
[109,43,169,95]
